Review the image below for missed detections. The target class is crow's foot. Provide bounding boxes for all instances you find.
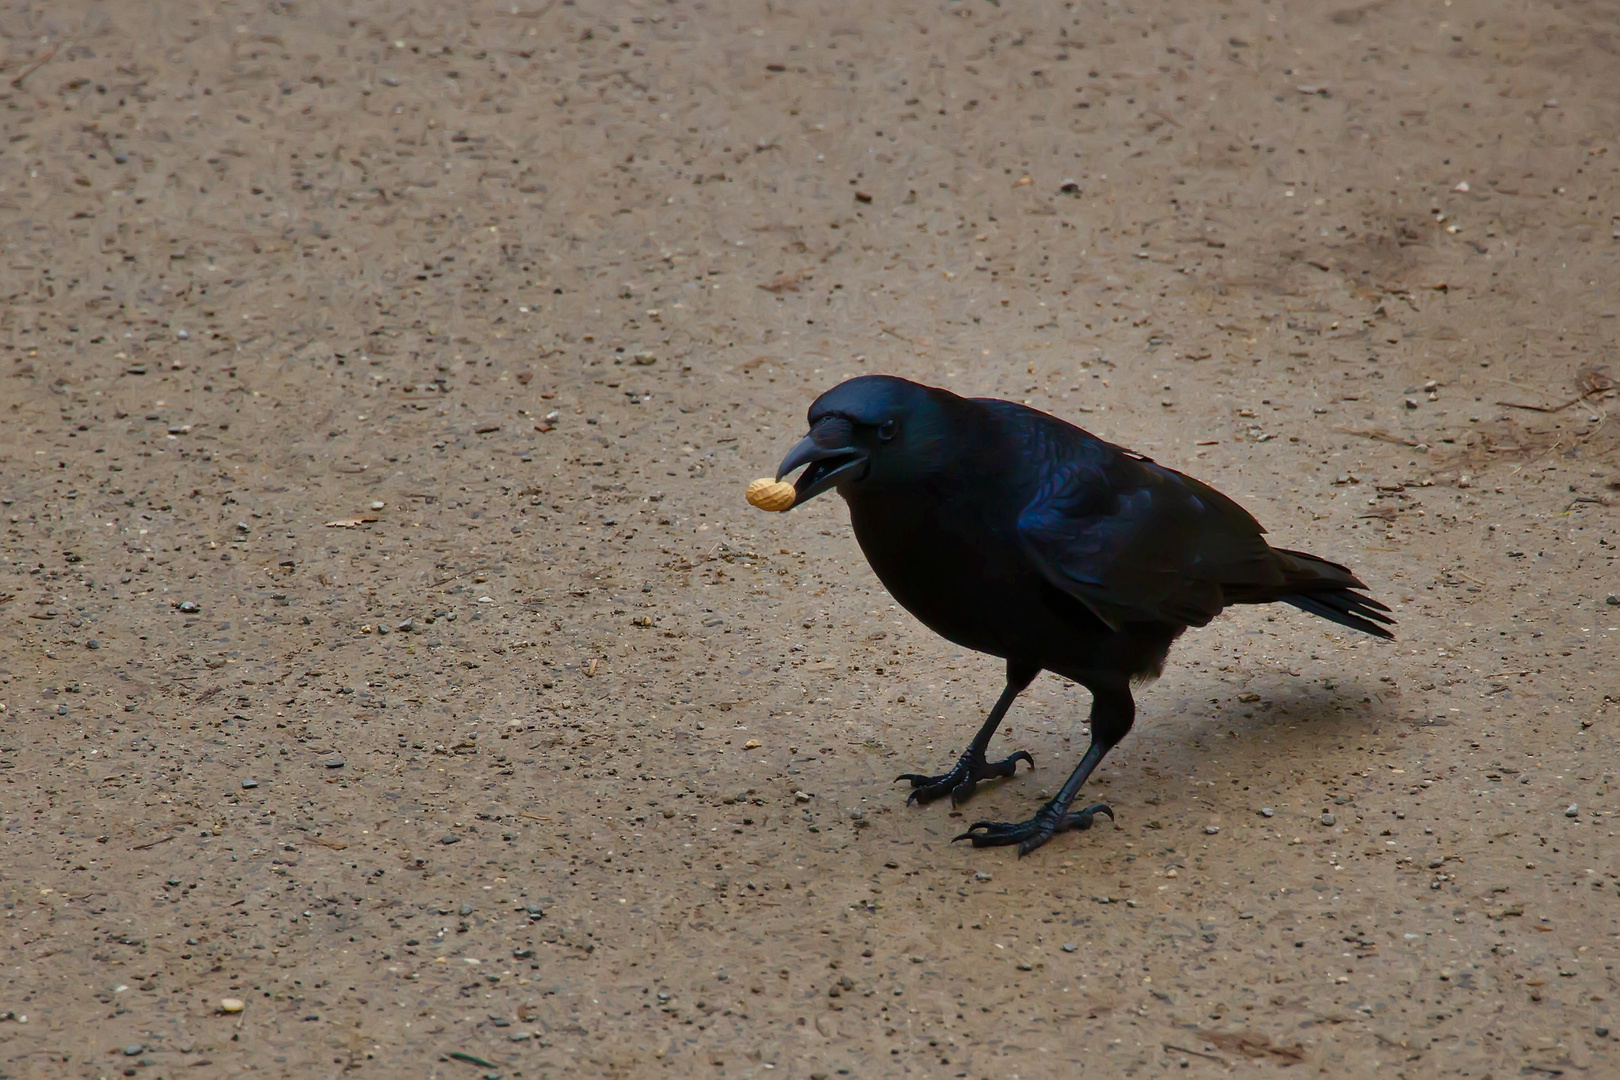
[954,801,1113,856]
[896,748,1033,807]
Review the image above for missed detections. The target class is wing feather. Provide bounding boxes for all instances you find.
[1017,447,1282,630]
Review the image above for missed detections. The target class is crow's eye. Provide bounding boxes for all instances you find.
[878,420,897,442]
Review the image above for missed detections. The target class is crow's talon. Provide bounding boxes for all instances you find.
[953,801,1113,855]
[896,749,1033,806]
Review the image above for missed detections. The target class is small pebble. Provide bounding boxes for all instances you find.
[1204,825,1220,835]
[370,501,386,510]
[1429,858,1445,869]
[460,903,474,916]
[441,834,461,844]
[1566,804,1580,818]
[1597,1026,1610,1037]
[633,351,657,365]
[123,1045,144,1056]
[219,998,245,1014]
[176,329,190,339]
[242,778,259,789]
[236,521,250,533]
[1062,943,1077,953]
[177,601,199,613]
[975,872,992,882]
[1320,813,1338,826]
[525,903,544,917]
[324,757,345,769]
[1259,808,1275,818]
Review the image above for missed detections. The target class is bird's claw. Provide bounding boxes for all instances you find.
[953,801,1113,856]
[896,749,1033,806]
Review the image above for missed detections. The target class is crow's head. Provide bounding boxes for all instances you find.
[775,375,948,505]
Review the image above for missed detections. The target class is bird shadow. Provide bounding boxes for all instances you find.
[891,674,1429,835]
[1003,676,1422,822]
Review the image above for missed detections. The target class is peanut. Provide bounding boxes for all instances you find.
[746,477,796,512]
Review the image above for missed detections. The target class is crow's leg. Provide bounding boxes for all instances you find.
[897,661,1039,806]
[955,679,1135,855]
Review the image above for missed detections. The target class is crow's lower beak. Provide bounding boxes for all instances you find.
[776,425,868,506]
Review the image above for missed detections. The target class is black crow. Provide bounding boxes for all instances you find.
[767,375,1393,855]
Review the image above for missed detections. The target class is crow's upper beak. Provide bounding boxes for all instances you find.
[776,417,869,506]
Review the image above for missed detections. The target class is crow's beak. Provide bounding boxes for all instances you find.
[776,419,869,506]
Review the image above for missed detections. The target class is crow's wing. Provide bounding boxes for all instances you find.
[1016,446,1285,630]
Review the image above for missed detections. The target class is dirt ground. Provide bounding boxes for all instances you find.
[1,0,1618,1076]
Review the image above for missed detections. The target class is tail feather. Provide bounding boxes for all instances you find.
[1280,590,1395,639]
[1260,546,1395,640]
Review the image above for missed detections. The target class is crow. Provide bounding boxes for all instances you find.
[769,375,1393,855]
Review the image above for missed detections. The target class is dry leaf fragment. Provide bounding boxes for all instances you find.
[759,268,812,293]
[1206,1031,1307,1064]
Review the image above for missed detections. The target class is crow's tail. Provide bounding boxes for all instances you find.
[1266,547,1395,639]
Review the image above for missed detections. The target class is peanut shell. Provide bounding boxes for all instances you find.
[746,477,796,512]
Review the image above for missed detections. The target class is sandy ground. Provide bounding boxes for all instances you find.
[1,0,1618,1076]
